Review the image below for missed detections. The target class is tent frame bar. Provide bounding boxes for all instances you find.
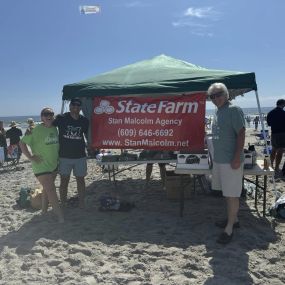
[255,90,268,154]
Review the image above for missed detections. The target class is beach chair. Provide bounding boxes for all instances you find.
[0,145,20,173]
[255,130,270,146]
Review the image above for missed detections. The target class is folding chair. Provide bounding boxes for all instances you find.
[0,145,20,172]
[0,146,5,171]
[255,130,270,146]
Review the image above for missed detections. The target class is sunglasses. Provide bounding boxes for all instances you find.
[209,92,224,100]
[71,102,81,107]
[42,112,54,117]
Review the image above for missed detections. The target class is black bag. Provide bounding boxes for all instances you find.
[269,195,285,219]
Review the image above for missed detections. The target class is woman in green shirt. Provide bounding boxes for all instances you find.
[20,107,64,223]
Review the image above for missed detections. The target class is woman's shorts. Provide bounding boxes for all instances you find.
[211,162,243,197]
[35,168,57,177]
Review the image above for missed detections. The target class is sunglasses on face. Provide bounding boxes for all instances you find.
[71,103,81,107]
[42,112,54,117]
[209,92,224,100]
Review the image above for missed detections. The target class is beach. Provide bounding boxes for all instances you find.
[0,127,285,285]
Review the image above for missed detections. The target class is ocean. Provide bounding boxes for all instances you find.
[206,106,273,116]
[0,106,273,129]
[0,115,41,129]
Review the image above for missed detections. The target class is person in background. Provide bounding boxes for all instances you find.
[19,108,64,223]
[266,99,285,174]
[253,116,259,131]
[146,162,166,188]
[6,121,23,163]
[25,118,36,135]
[245,116,251,127]
[53,98,89,208]
[208,82,245,244]
[0,121,7,161]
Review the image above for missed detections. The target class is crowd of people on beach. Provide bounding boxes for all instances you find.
[0,84,285,244]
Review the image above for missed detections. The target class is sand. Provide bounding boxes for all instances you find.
[0,127,285,285]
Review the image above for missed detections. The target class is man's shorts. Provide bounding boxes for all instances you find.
[271,132,285,148]
[59,157,87,177]
[211,162,243,197]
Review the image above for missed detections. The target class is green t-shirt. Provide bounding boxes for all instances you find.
[21,124,59,174]
[212,102,245,163]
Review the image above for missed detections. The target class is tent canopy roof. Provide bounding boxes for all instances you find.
[62,54,257,100]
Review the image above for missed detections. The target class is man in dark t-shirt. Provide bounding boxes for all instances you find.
[267,99,285,172]
[53,98,89,208]
[6,121,23,162]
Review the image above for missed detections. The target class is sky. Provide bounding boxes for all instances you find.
[1,0,285,116]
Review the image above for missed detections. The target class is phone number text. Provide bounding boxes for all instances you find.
[117,128,174,138]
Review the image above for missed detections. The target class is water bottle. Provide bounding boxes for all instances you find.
[264,155,270,170]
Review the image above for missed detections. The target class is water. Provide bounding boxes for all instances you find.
[206,106,273,116]
[0,115,41,130]
[0,107,273,130]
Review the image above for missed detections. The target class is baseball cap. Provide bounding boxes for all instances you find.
[70,98,82,106]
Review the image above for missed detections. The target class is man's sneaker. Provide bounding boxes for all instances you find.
[215,220,240,229]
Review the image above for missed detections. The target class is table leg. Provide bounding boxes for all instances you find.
[112,165,117,185]
[255,175,259,209]
[263,175,267,217]
[180,176,184,217]
[108,165,111,181]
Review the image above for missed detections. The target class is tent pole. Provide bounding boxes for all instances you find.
[60,100,65,114]
[255,90,269,154]
[255,90,279,200]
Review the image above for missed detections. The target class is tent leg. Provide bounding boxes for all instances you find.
[60,100,65,114]
[255,90,278,200]
[254,90,269,154]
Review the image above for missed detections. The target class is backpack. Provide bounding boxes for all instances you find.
[17,187,31,208]
[99,195,135,212]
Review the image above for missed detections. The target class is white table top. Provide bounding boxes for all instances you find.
[96,159,177,166]
[175,160,274,176]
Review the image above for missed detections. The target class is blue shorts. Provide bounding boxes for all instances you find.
[59,157,87,177]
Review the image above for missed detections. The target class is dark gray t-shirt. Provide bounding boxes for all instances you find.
[212,102,245,163]
[53,112,89,159]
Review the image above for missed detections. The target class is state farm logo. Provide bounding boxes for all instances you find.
[94,100,115,114]
[94,99,199,114]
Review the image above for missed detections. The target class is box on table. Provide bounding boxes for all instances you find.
[165,171,194,200]
[177,151,209,169]
[244,151,257,169]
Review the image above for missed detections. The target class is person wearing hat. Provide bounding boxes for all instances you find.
[25,118,36,135]
[6,121,23,163]
[53,98,89,208]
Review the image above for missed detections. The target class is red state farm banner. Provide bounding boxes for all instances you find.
[92,93,206,151]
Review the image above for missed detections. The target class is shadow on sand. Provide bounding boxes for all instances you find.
[0,177,280,284]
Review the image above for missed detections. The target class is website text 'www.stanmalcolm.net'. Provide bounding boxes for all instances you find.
[101,138,189,147]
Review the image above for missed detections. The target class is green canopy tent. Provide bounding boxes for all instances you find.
[61,54,267,148]
[62,54,257,100]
